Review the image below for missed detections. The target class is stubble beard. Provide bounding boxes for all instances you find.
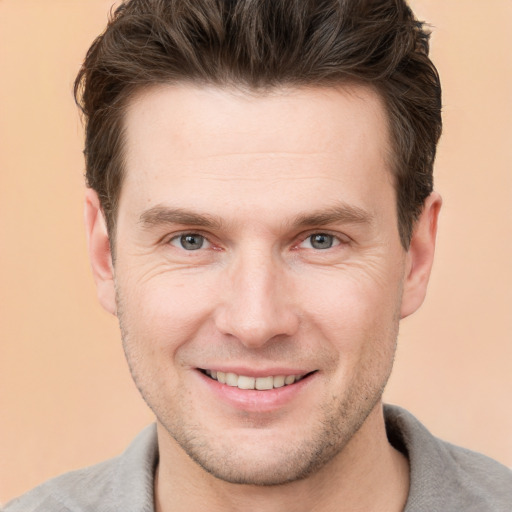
[116,289,399,487]
[167,376,391,486]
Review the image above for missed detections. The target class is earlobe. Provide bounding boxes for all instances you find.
[84,189,117,315]
[400,192,442,319]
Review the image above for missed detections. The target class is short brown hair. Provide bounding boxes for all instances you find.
[74,0,442,248]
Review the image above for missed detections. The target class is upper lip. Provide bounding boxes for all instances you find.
[197,367,315,378]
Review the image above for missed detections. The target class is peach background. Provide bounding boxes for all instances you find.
[1,0,511,505]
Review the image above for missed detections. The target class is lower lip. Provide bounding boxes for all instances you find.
[196,370,315,412]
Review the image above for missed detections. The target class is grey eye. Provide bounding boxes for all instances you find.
[171,234,206,250]
[309,233,335,250]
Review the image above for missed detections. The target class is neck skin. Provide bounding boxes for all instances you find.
[154,403,410,512]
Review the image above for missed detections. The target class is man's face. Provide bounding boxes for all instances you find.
[110,84,410,485]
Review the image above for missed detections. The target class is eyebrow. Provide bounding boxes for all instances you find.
[290,204,374,228]
[138,202,373,231]
[139,206,224,230]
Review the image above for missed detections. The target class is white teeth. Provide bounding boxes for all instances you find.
[284,375,296,385]
[273,375,286,388]
[225,372,238,387]
[205,370,305,390]
[237,375,255,389]
[255,376,274,390]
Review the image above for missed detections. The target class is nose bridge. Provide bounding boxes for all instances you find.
[237,247,278,310]
[215,245,298,347]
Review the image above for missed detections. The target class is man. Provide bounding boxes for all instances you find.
[5,0,511,511]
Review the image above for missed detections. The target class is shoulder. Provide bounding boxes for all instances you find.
[4,424,158,512]
[385,405,512,512]
[4,457,120,512]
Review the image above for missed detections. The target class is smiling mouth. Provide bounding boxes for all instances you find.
[199,369,315,390]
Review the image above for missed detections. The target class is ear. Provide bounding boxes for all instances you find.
[400,192,442,319]
[84,188,117,316]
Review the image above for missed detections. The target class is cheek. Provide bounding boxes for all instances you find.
[296,265,403,353]
[116,269,218,355]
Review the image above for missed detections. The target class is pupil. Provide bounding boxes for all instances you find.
[181,234,203,250]
[311,234,333,249]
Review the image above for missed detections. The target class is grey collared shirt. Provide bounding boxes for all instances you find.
[5,405,512,511]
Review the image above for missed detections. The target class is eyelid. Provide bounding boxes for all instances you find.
[166,231,213,250]
[294,230,351,249]
[162,229,350,250]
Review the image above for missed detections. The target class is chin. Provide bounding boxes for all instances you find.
[159,405,375,487]
[184,440,332,486]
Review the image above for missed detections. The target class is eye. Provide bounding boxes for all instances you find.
[300,233,341,250]
[169,233,210,251]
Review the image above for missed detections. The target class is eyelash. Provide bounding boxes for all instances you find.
[168,233,212,251]
[296,232,345,250]
[167,231,349,252]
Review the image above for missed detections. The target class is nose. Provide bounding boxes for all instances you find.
[214,249,299,348]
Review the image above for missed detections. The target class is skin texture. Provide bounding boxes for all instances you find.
[85,84,441,511]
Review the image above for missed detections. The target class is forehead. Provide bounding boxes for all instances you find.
[123,83,391,161]
[119,83,394,223]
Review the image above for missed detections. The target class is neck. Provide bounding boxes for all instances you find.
[154,404,409,512]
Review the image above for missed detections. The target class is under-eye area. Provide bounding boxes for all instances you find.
[199,369,317,390]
